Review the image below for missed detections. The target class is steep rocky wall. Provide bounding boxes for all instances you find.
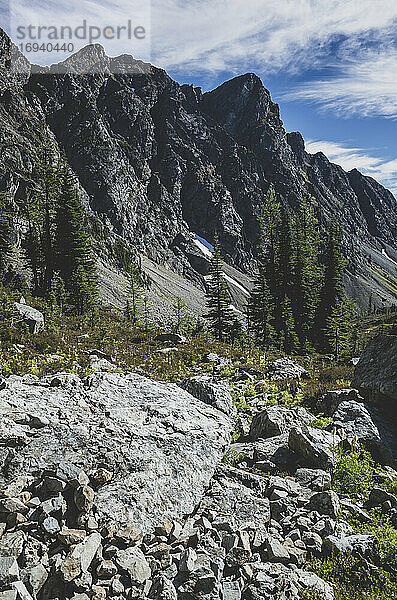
[353,334,397,404]
[1,29,397,308]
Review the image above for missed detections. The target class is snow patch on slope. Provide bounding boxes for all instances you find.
[382,248,397,267]
[224,274,250,296]
[193,233,214,259]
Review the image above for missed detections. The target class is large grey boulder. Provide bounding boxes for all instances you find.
[178,375,235,416]
[13,302,44,334]
[352,335,397,403]
[0,372,232,534]
[288,426,339,469]
[323,534,378,558]
[267,358,310,381]
[308,491,340,519]
[249,406,313,440]
[197,465,270,531]
[317,388,364,415]
[333,400,393,464]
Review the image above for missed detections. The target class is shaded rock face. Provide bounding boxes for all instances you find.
[0,372,232,534]
[353,335,397,403]
[178,376,235,416]
[1,29,397,307]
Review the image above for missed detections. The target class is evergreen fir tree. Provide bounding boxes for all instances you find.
[22,132,60,294]
[247,186,279,346]
[54,166,97,313]
[126,266,143,325]
[277,207,296,302]
[173,296,189,334]
[279,295,299,353]
[142,295,151,333]
[294,198,322,348]
[317,224,354,352]
[49,271,66,313]
[205,235,235,342]
[0,193,12,273]
[274,207,299,351]
[324,297,355,357]
[247,267,274,345]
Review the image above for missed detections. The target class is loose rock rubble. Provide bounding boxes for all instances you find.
[0,463,340,600]
[1,369,396,599]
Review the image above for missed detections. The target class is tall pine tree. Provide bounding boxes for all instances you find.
[54,166,97,314]
[22,132,60,295]
[316,224,354,354]
[247,187,279,346]
[274,207,299,350]
[0,192,12,273]
[294,198,322,348]
[205,235,235,342]
[126,265,143,325]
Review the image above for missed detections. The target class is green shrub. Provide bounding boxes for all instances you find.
[358,513,397,575]
[307,553,397,600]
[311,416,333,429]
[331,446,375,499]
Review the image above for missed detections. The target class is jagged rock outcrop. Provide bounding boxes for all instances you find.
[1,28,397,311]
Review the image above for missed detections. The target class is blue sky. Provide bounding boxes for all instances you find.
[1,0,397,195]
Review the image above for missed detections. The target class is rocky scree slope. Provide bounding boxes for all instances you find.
[1,350,397,599]
[0,29,397,311]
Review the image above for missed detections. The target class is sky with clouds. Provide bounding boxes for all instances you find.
[1,0,397,195]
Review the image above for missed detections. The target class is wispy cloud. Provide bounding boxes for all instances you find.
[5,1,397,76]
[4,1,397,120]
[306,140,397,195]
[151,0,397,76]
[284,48,397,119]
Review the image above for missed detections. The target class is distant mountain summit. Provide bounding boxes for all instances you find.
[1,29,397,308]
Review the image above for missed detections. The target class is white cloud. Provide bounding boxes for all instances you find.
[5,0,397,75]
[4,1,397,119]
[150,0,397,76]
[284,48,397,119]
[306,140,397,195]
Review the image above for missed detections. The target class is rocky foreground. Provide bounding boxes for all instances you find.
[0,336,396,600]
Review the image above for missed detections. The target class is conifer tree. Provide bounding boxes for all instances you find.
[247,267,274,346]
[279,295,300,354]
[277,207,296,301]
[126,266,143,325]
[324,297,355,357]
[274,207,299,350]
[294,198,322,348]
[22,132,60,294]
[173,296,189,334]
[205,235,235,342]
[54,166,97,313]
[247,187,279,346]
[49,271,66,313]
[0,192,12,273]
[317,224,354,353]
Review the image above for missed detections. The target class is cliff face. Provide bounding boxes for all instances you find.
[1,29,397,308]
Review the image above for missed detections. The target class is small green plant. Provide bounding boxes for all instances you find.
[222,449,246,467]
[311,416,333,429]
[331,445,375,499]
[307,553,397,600]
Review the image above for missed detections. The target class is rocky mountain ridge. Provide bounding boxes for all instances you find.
[1,29,397,316]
